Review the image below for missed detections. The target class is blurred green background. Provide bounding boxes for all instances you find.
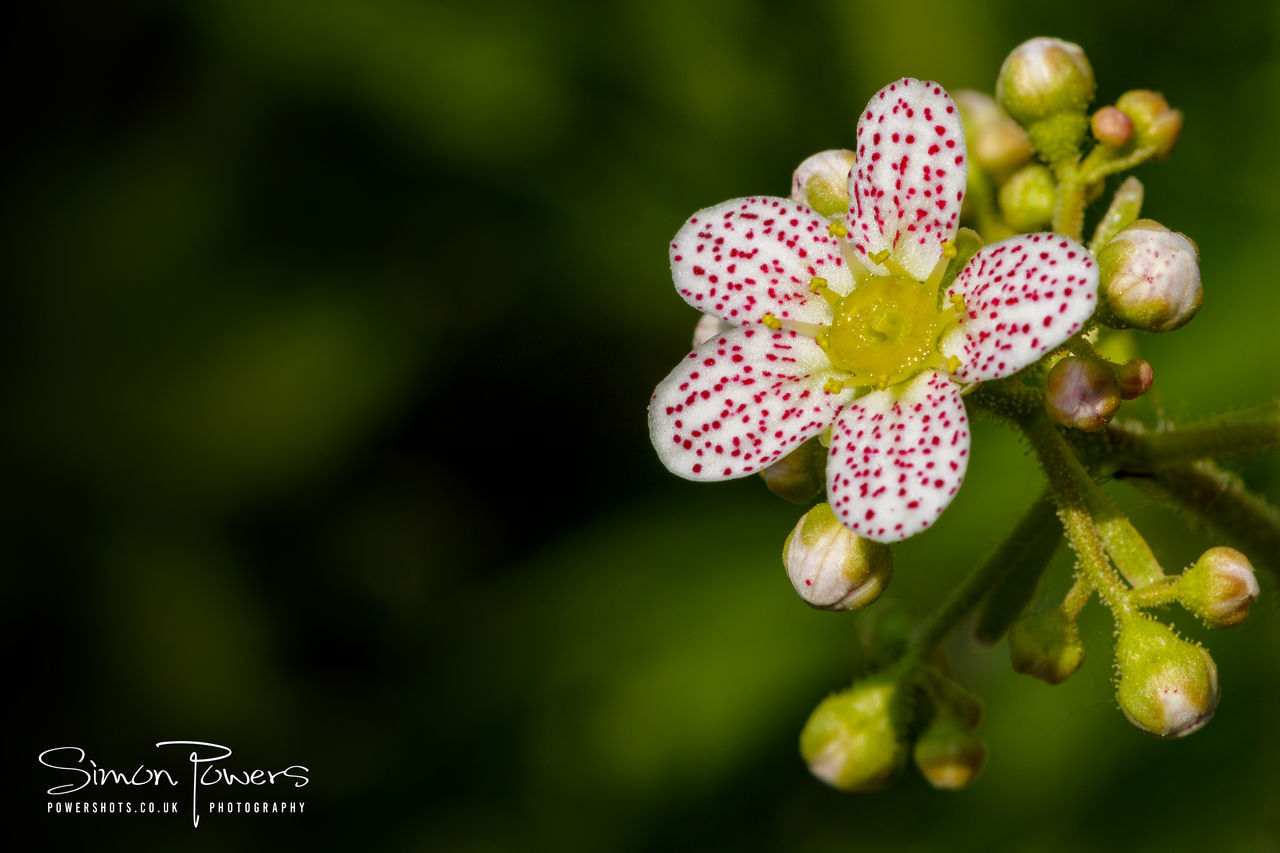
[7,0,1279,850]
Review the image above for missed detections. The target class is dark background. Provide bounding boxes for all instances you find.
[6,0,1279,850]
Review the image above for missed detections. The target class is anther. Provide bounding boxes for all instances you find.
[809,276,828,293]
[942,239,958,259]
[823,378,845,394]
[761,313,783,330]
[828,222,849,238]
[868,249,891,265]
[945,355,963,374]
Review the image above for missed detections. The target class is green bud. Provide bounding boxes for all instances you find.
[760,438,826,504]
[1045,356,1122,432]
[1091,105,1134,147]
[998,163,1056,232]
[912,717,987,790]
[1180,546,1260,628]
[1009,609,1085,684]
[954,90,1033,181]
[800,680,905,791]
[996,37,1096,126]
[1115,357,1155,401]
[1115,90,1183,160]
[1097,219,1202,332]
[1114,617,1219,738]
[790,150,857,218]
[784,502,892,610]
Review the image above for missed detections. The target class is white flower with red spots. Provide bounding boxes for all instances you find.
[649,78,1098,543]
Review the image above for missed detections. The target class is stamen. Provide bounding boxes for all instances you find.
[828,222,849,238]
[942,239,958,259]
[944,354,963,374]
[949,293,967,312]
[809,276,842,310]
[823,378,845,394]
[760,313,783,330]
[867,249,891,265]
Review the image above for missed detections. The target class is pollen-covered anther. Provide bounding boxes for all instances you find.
[828,221,850,238]
[942,239,958,259]
[824,378,845,394]
[761,313,783,330]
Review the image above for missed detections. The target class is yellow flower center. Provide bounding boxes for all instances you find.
[819,275,940,387]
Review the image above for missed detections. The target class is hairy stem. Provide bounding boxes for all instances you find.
[973,492,1063,644]
[1021,411,1134,617]
[1105,401,1280,471]
[1123,460,1280,581]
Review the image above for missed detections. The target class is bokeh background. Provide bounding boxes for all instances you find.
[8,0,1279,850]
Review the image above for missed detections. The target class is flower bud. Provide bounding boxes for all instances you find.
[1115,357,1155,400]
[1091,105,1133,147]
[998,163,1056,232]
[1180,546,1260,628]
[1009,609,1086,684]
[954,90,1033,180]
[1114,617,1219,738]
[790,150,856,218]
[692,312,730,347]
[784,502,892,610]
[760,438,826,504]
[1045,357,1122,432]
[996,37,1096,126]
[1115,90,1183,160]
[912,717,987,790]
[1097,220,1202,332]
[800,680,905,791]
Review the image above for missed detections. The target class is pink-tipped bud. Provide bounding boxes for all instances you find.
[1181,546,1260,628]
[784,502,893,610]
[790,150,856,218]
[1091,106,1134,147]
[1045,357,1122,432]
[1115,358,1155,400]
[1115,90,1183,160]
[1097,220,1202,332]
[1114,617,1219,738]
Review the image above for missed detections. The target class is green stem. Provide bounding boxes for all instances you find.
[902,526,1033,664]
[1051,163,1087,241]
[1061,574,1092,619]
[1127,578,1182,609]
[1105,401,1280,471]
[973,492,1063,645]
[1124,460,1280,581]
[1020,411,1134,617]
[1079,145,1160,182]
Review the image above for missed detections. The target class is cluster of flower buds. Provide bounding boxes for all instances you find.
[783,502,893,611]
[801,673,988,792]
[996,37,1095,161]
[1044,354,1155,431]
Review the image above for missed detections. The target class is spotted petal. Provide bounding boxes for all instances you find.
[826,370,970,543]
[670,197,855,327]
[650,327,852,481]
[942,233,1099,382]
[846,78,967,281]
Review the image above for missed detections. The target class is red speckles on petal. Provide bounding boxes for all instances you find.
[825,370,970,543]
[942,234,1100,382]
[670,197,854,327]
[847,78,967,281]
[649,327,851,482]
